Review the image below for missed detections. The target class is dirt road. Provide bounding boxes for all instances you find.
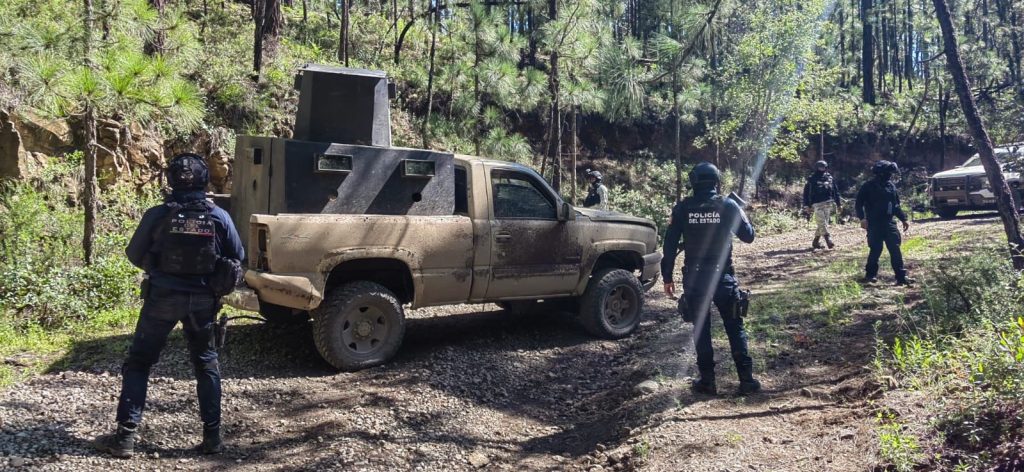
[0,214,1000,471]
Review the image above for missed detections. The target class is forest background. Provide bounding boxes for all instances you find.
[2,1,1024,469]
[3,0,1023,203]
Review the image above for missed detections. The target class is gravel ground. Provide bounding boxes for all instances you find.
[0,213,1001,471]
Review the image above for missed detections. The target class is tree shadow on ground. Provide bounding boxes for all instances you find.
[36,304,671,466]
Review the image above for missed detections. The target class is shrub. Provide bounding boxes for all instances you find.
[877,246,1024,470]
[0,161,156,328]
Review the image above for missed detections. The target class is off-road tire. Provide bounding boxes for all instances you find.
[312,281,406,371]
[578,268,643,339]
[936,206,959,220]
[259,302,308,325]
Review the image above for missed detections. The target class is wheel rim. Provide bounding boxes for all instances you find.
[340,304,390,354]
[603,285,639,329]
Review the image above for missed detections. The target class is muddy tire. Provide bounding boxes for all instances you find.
[259,302,308,325]
[312,281,406,371]
[936,207,959,220]
[578,268,643,339]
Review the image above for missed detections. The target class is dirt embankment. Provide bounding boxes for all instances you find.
[0,214,1000,471]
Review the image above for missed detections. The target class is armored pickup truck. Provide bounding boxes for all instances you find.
[929,144,1023,219]
[239,155,661,370]
[219,65,660,370]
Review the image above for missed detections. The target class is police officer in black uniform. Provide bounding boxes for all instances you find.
[662,162,760,395]
[855,160,913,285]
[94,153,245,458]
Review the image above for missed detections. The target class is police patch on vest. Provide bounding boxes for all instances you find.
[169,213,215,237]
[688,211,721,224]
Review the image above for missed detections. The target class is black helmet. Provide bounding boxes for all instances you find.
[586,169,603,181]
[689,161,721,188]
[872,160,899,178]
[167,153,210,191]
[815,160,828,170]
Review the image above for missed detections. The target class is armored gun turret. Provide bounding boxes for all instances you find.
[224,65,455,245]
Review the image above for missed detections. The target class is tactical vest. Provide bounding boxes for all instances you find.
[158,200,219,275]
[583,184,601,207]
[808,173,834,204]
[681,195,734,274]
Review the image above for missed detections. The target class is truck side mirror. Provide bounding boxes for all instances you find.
[558,202,575,222]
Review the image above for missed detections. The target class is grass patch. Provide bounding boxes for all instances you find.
[874,242,1024,470]
[0,306,139,387]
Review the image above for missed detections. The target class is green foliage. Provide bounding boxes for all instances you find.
[877,411,923,472]
[0,160,157,328]
[1,0,205,137]
[876,245,1024,469]
[747,205,802,236]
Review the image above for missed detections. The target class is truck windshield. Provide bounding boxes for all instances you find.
[961,153,1007,167]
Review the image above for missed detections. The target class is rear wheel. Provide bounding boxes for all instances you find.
[936,206,959,220]
[312,281,406,371]
[578,268,643,339]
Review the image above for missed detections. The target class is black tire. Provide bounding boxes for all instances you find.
[497,300,540,315]
[259,302,308,325]
[936,207,959,219]
[578,268,644,339]
[311,281,406,371]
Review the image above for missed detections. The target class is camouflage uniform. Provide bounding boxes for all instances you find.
[811,201,835,238]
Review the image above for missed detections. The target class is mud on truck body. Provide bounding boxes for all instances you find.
[928,143,1023,219]
[221,65,661,371]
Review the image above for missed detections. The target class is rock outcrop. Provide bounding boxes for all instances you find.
[0,109,27,179]
[2,111,235,192]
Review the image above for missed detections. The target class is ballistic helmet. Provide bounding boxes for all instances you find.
[586,169,603,181]
[872,160,899,178]
[167,153,210,191]
[689,161,721,188]
[815,160,828,170]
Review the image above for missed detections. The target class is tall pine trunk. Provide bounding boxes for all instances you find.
[253,0,265,74]
[547,0,561,193]
[861,0,876,104]
[933,0,1024,269]
[145,0,167,55]
[82,0,98,265]
[339,0,350,65]
[422,3,438,148]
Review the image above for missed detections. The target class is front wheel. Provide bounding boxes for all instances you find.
[312,281,406,371]
[936,206,959,220]
[578,268,644,339]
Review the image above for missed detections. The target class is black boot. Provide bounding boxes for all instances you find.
[812,236,822,249]
[824,234,835,249]
[93,423,137,459]
[737,368,761,395]
[895,277,916,286]
[691,378,717,395]
[199,427,224,455]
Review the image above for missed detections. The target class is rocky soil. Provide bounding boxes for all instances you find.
[0,214,1001,471]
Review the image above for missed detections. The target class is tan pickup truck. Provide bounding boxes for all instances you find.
[237,155,662,370]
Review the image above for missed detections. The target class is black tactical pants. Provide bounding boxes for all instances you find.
[116,285,221,430]
[682,272,753,380]
[865,221,906,281]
